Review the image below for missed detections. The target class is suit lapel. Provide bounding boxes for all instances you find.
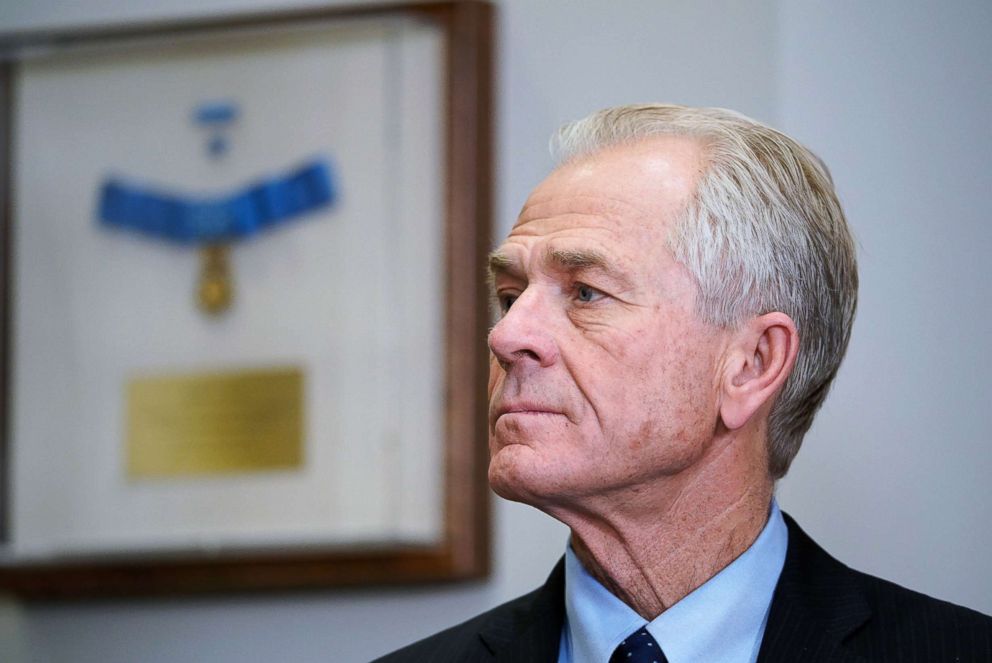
[757,514,872,663]
[479,559,566,663]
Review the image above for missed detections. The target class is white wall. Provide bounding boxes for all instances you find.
[0,1,988,661]
[775,0,992,617]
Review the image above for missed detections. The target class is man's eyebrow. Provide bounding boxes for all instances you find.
[488,251,515,272]
[546,248,612,272]
[488,247,632,287]
[487,251,520,288]
[549,247,637,291]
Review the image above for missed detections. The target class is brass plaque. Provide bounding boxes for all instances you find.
[127,367,304,478]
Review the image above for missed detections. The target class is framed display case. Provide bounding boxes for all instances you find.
[0,1,492,597]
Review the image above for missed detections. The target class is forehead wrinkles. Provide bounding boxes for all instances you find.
[514,193,656,231]
[504,213,668,279]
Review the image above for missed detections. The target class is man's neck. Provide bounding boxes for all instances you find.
[554,436,774,620]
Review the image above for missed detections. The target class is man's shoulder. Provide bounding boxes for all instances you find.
[773,513,992,660]
[372,561,565,663]
[848,563,992,653]
[370,587,541,662]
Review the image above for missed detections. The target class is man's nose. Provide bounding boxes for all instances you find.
[487,289,559,371]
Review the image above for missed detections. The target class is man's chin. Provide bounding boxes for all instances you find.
[488,446,559,505]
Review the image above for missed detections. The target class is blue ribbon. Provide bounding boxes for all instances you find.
[97,158,335,244]
[193,101,239,126]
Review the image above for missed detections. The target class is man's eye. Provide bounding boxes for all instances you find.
[576,284,602,303]
[500,294,517,312]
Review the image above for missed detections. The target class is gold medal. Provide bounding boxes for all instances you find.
[197,244,233,314]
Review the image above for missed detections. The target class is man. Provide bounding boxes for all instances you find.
[376,104,992,662]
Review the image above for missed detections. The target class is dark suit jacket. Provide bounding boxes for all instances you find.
[374,514,992,662]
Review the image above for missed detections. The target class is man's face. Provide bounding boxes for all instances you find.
[487,137,731,511]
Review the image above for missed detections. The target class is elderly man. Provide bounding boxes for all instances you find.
[377,104,992,662]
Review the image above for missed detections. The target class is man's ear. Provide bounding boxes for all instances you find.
[719,312,800,431]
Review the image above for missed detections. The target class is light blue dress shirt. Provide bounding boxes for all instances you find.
[557,501,788,663]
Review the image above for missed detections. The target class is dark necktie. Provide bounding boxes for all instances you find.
[609,627,668,663]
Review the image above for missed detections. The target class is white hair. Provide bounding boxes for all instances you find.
[551,104,858,478]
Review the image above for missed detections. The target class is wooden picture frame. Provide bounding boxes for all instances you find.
[0,1,492,598]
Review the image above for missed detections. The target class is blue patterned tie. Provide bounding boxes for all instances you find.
[609,627,668,663]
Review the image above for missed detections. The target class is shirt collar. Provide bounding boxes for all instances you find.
[561,500,788,663]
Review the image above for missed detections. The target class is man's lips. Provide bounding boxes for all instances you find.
[492,402,564,421]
